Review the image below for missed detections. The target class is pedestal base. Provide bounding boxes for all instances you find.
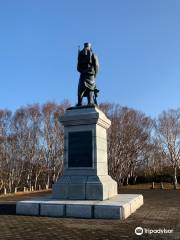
[52,175,117,200]
[53,106,118,200]
[16,194,143,219]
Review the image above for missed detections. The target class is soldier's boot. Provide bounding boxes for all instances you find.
[88,91,94,105]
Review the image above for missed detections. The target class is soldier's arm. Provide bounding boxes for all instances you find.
[93,54,99,76]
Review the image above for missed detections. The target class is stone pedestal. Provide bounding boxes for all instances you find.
[16,105,144,219]
[52,106,117,200]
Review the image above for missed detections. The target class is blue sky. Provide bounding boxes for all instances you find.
[0,0,180,117]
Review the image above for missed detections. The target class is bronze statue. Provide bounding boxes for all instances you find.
[77,43,99,106]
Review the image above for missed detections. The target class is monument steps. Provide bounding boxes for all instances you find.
[16,194,143,219]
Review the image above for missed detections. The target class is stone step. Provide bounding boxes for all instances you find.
[16,194,143,219]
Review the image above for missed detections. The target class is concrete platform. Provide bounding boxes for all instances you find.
[16,194,143,219]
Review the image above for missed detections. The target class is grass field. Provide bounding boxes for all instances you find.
[119,182,180,190]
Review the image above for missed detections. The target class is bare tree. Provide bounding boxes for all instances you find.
[0,110,12,192]
[155,109,180,188]
[100,103,153,186]
[42,101,70,188]
[0,101,179,194]
[143,138,167,177]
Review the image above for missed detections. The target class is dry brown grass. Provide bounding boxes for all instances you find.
[0,189,51,202]
[119,182,180,190]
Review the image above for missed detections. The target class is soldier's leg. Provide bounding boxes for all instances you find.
[94,94,98,105]
[88,91,94,105]
[77,79,83,106]
[77,94,82,106]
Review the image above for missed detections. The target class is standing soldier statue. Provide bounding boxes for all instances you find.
[77,43,99,106]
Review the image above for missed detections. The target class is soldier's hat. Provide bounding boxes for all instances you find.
[84,42,92,48]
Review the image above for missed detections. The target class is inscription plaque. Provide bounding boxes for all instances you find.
[68,131,92,167]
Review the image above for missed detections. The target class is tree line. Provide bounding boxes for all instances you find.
[0,101,180,194]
